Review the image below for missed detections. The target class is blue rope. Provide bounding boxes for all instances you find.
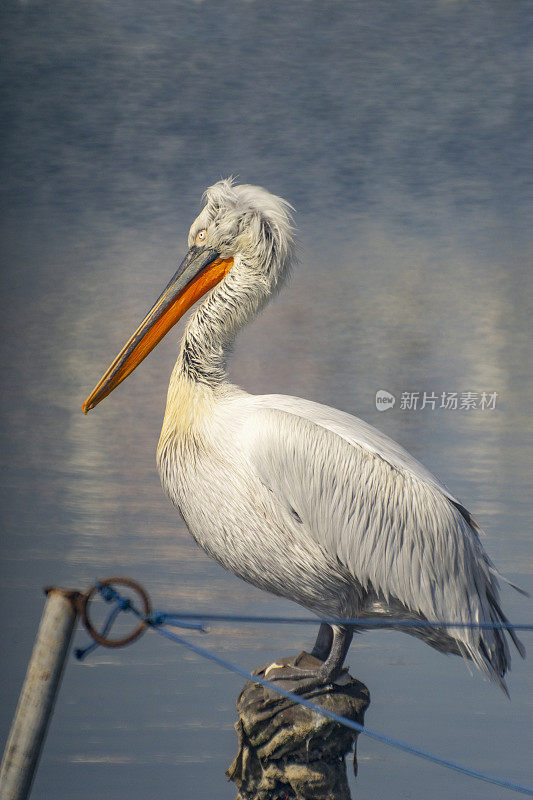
[150,610,207,632]
[89,581,533,631]
[74,604,122,660]
[157,612,533,631]
[77,587,533,796]
[149,623,533,797]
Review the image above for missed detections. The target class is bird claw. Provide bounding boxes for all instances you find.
[258,659,340,695]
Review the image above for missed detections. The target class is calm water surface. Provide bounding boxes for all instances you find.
[1,1,531,798]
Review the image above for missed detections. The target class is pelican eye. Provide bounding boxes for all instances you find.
[195,229,207,246]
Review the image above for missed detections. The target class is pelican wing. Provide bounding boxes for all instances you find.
[243,394,520,684]
[254,394,468,509]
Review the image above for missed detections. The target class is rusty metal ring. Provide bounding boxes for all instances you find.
[80,576,151,648]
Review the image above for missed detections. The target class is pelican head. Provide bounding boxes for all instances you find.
[190,179,295,284]
[83,179,295,412]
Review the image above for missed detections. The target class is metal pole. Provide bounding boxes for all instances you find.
[0,588,80,800]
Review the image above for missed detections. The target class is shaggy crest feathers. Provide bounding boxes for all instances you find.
[198,178,295,285]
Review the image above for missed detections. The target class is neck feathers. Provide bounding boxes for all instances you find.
[158,366,216,457]
[178,256,271,387]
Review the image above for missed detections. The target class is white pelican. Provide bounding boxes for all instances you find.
[83,179,524,691]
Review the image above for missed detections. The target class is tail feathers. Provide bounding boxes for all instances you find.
[498,607,526,660]
[489,566,530,598]
[460,593,526,695]
[372,591,525,695]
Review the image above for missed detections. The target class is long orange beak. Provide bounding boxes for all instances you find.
[82,247,233,413]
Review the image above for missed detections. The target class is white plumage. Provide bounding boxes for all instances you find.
[85,179,525,691]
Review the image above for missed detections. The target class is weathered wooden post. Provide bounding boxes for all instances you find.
[227,652,370,800]
[0,588,80,800]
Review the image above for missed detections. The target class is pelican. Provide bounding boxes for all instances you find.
[83,179,524,691]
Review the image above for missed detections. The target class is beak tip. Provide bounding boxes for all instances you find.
[82,400,90,414]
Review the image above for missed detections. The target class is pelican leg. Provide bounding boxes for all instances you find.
[319,624,353,680]
[311,622,333,661]
[265,625,353,693]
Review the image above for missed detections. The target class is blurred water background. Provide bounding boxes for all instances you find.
[1,1,531,798]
